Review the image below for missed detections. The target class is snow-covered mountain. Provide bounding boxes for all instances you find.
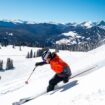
[56,31,83,45]
[0,20,105,51]
[97,20,105,30]
[0,19,35,24]
[0,45,105,105]
[79,21,94,28]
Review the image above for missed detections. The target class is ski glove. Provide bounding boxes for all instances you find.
[35,62,40,67]
[35,62,46,67]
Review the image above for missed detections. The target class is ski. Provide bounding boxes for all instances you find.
[71,65,97,79]
[12,92,46,105]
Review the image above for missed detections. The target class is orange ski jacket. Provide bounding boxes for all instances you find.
[50,53,69,73]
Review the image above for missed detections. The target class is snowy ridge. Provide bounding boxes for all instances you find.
[0,45,105,105]
[63,31,78,37]
[56,31,83,45]
[80,21,93,28]
[0,19,36,24]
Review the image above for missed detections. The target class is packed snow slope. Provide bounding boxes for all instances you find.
[0,45,105,105]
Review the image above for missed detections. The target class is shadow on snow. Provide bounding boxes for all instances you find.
[50,80,78,95]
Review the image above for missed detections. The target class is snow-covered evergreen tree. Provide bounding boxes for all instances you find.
[0,60,3,70]
[6,58,14,70]
[26,52,30,58]
[30,49,33,58]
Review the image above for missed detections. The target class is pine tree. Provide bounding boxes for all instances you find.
[12,45,15,49]
[33,52,36,58]
[36,49,41,57]
[26,52,30,58]
[19,46,22,51]
[30,49,33,58]
[0,60,3,70]
[6,58,14,70]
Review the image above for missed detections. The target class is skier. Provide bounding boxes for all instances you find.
[35,49,72,92]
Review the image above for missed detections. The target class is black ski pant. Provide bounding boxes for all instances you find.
[47,67,72,92]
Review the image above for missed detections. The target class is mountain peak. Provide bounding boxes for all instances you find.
[98,20,105,26]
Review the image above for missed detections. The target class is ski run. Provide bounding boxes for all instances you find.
[0,45,105,105]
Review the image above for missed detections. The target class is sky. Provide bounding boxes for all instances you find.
[0,0,105,23]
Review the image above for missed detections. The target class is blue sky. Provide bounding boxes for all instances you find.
[0,0,105,23]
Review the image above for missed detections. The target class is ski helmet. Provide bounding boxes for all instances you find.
[42,49,51,60]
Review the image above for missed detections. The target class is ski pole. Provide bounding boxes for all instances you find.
[25,66,37,84]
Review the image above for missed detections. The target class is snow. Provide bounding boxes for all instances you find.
[6,32,13,36]
[62,31,82,38]
[56,38,77,45]
[63,31,77,37]
[0,44,105,105]
[99,26,105,30]
[80,21,93,28]
[0,19,36,24]
[56,31,83,45]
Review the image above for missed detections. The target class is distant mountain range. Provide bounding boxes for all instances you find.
[0,19,105,51]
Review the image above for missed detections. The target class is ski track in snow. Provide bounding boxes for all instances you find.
[0,64,97,95]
